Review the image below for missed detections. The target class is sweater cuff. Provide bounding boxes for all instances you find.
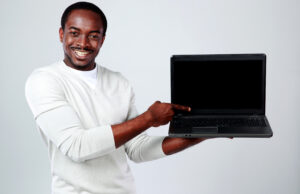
[85,125,116,155]
[142,136,167,161]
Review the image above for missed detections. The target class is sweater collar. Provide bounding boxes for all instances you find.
[59,61,98,80]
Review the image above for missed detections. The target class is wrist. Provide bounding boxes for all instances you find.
[142,110,155,128]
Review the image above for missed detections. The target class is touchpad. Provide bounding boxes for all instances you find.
[192,127,219,133]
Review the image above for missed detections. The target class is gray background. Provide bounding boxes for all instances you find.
[1,0,299,194]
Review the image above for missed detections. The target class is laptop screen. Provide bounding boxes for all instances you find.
[171,54,266,114]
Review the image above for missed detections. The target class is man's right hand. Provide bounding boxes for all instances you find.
[111,101,190,148]
[146,101,191,127]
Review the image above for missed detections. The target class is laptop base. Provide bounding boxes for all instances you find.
[169,129,273,138]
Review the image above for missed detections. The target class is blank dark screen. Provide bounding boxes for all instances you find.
[172,59,263,110]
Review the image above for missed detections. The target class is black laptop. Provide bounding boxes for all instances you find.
[169,54,273,138]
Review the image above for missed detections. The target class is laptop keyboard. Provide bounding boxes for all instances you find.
[172,117,267,128]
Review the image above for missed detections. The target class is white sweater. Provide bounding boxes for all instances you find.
[25,61,166,194]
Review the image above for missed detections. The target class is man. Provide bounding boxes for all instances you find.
[25,2,209,194]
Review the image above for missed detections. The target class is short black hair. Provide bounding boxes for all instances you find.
[61,1,107,36]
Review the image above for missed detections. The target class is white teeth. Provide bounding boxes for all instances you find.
[74,50,90,57]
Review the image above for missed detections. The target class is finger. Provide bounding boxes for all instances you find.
[171,104,191,112]
[167,116,173,121]
[169,109,175,116]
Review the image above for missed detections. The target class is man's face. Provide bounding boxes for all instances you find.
[59,9,105,71]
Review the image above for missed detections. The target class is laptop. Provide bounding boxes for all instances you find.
[169,54,273,138]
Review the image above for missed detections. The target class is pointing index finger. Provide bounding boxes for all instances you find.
[171,104,191,112]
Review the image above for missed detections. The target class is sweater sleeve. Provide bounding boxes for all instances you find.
[123,86,167,163]
[25,71,116,162]
[125,132,166,163]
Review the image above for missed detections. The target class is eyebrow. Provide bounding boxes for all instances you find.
[69,26,80,31]
[69,26,101,34]
[90,30,101,34]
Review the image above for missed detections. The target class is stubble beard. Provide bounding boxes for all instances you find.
[64,52,95,71]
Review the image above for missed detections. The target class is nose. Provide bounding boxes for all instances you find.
[76,35,90,48]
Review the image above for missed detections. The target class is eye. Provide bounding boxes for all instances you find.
[69,31,79,37]
[89,34,100,40]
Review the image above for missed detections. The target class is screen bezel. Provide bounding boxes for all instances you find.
[170,54,266,115]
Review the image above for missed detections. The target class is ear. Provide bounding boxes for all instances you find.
[59,28,64,43]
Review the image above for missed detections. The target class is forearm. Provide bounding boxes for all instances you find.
[112,110,153,148]
[162,137,206,155]
[112,101,192,149]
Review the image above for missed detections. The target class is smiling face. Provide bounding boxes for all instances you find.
[59,9,105,71]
